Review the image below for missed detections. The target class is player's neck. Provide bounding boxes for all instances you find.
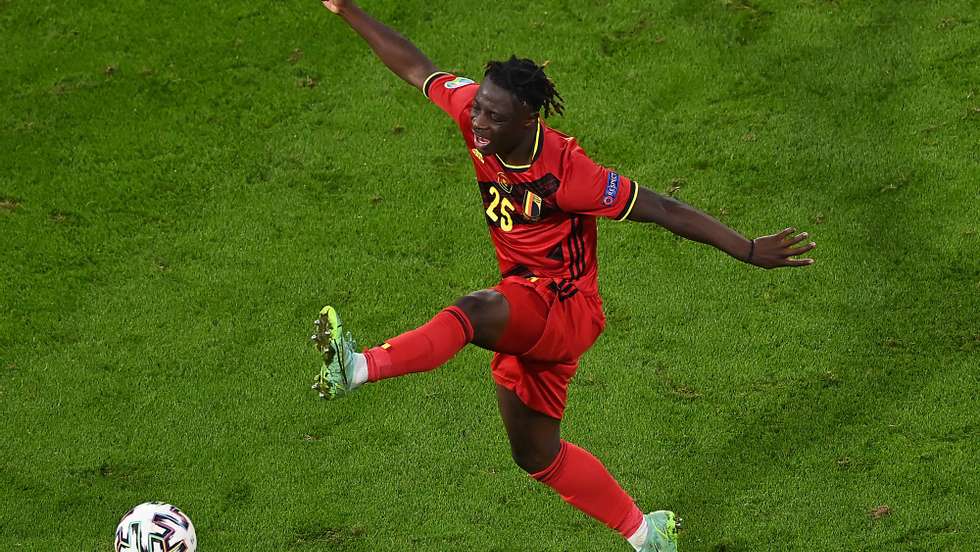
[498,122,538,167]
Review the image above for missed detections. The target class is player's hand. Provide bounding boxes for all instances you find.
[321,0,351,14]
[749,227,816,269]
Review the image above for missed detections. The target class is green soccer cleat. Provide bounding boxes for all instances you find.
[639,510,681,552]
[310,305,360,399]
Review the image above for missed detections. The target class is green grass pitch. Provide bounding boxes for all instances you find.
[2,0,979,549]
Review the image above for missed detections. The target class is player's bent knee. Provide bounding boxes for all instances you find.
[453,289,509,330]
[510,445,559,474]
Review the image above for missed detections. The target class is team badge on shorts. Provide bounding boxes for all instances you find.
[444,76,475,89]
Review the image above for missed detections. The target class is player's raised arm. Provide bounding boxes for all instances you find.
[626,185,816,269]
[322,0,438,91]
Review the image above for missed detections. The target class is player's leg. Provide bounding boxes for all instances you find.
[311,289,517,398]
[495,383,561,473]
[496,384,653,547]
[490,281,679,551]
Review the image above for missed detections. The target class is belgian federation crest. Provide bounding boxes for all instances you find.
[524,191,542,222]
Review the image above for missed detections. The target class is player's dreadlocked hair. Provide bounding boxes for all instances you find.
[484,55,565,118]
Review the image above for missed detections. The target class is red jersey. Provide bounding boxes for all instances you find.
[424,72,638,298]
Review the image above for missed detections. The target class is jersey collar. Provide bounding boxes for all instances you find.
[495,119,542,172]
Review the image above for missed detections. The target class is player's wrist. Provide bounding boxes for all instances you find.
[743,238,756,264]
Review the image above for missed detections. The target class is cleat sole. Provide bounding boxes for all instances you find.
[309,305,357,400]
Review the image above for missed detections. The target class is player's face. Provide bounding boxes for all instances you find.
[470,77,537,157]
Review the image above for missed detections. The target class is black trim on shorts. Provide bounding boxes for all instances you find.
[550,279,580,302]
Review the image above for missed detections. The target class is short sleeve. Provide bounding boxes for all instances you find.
[423,72,479,127]
[554,143,639,221]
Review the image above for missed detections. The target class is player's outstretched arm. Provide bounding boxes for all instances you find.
[626,185,816,269]
[321,0,438,91]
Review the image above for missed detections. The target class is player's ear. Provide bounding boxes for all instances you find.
[523,111,538,128]
[514,99,537,128]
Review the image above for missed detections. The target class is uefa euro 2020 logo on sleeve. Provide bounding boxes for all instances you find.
[445,77,475,89]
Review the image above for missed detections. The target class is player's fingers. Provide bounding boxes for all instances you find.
[784,242,816,257]
[783,232,810,247]
[776,227,796,240]
[784,257,816,267]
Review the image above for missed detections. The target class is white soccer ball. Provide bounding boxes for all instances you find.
[114,501,197,552]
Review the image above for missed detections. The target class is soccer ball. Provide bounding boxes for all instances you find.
[114,501,197,552]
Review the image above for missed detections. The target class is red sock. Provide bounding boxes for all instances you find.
[364,306,474,382]
[532,440,644,539]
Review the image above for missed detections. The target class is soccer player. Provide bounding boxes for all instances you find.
[311,1,816,550]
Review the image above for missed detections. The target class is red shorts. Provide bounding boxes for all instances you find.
[491,276,606,420]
